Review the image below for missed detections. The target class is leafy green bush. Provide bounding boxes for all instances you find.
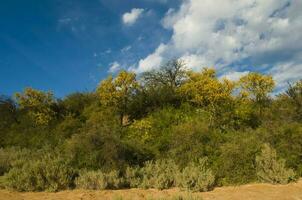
[2,154,76,192]
[76,170,122,190]
[177,158,215,192]
[216,131,261,185]
[256,144,296,184]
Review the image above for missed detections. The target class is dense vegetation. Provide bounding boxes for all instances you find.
[0,59,301,192]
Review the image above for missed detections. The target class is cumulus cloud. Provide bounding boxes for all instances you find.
[122,8,144,25]
[136,43,167,73]
[108,61,121,73]
[136,0,302,89]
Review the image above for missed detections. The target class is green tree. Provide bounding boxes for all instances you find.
[285,80,302,121]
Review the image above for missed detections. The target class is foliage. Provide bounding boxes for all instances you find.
[238,72,274,118]
[15,88,56,126]
[256,144,296,184]
[140,159,179,189]
[179,68,234,126]
[239,72,275,102]
[76,170,122,190]
[2,154,76,191]
[177,158,215,192]
[285,80,302,121]
[1,60,302,192]
[97,70,139,125]
[216,131,261,185]
[0,147,31,176]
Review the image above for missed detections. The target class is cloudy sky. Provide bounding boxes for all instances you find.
[0,0,301,96]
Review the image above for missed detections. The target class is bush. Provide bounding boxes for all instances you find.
[75,170,108,190]
[0,147,31,176]
[256,144,296,184]
[177,158,215,192]
[76,170,122,190]
[140,159,179,190]
[216,131,261,185]
[124,166,142,188]
[2,154,76,192]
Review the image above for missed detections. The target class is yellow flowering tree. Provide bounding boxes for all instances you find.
[238,72,275,117]
[15,88,55,126]
[179,68,235,125]
[97,70,139,125]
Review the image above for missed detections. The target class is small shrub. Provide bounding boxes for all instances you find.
[76,170,122,190]
[177,158,215,192]
[2,154,76,192]
[140,159,178,190]
[256,144,296,184]
[75,170,108,190]
[0,147,31,176]
[0,176,5,189]
[106,170,124,189]
[124,166,142,188]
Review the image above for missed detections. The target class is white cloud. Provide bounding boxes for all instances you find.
[136,43,167,73]
[122,8,144,25]
[269,62,302,91]
[121,45,132,53]
[136,0,302,90]
[108,61,121,73]
[221,71,250,81]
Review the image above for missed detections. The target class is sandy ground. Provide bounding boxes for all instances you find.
[1,180,302,200]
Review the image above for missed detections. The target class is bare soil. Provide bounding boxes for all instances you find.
[1,179,302,200]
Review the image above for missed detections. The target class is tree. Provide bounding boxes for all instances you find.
[285,80,302,121]
[15,88,56,126]
[179,68,234,125]
[238,72,275,117]
[0,96,18,127]
[60,92,97,117]
[142,59,188,89]
[97,70,139,125]
[136,59,188,111]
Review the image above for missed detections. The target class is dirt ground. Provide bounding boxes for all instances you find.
[1,179,302,200]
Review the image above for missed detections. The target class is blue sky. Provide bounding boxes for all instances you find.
[0,0,180,97]
[1,0,301,97]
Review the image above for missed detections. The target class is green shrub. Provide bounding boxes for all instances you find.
[124,166,142,188]
[0,147,31,176]
[140,159,179,190]
[0,176,5,189]
[177,158,215,192]
[2,154,76,192]
[76,170,122,190]
[216,131,261,185]
[256,144,296,184]
[75,170,108,190]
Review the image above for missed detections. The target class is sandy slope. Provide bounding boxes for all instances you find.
[1,180,302,200]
